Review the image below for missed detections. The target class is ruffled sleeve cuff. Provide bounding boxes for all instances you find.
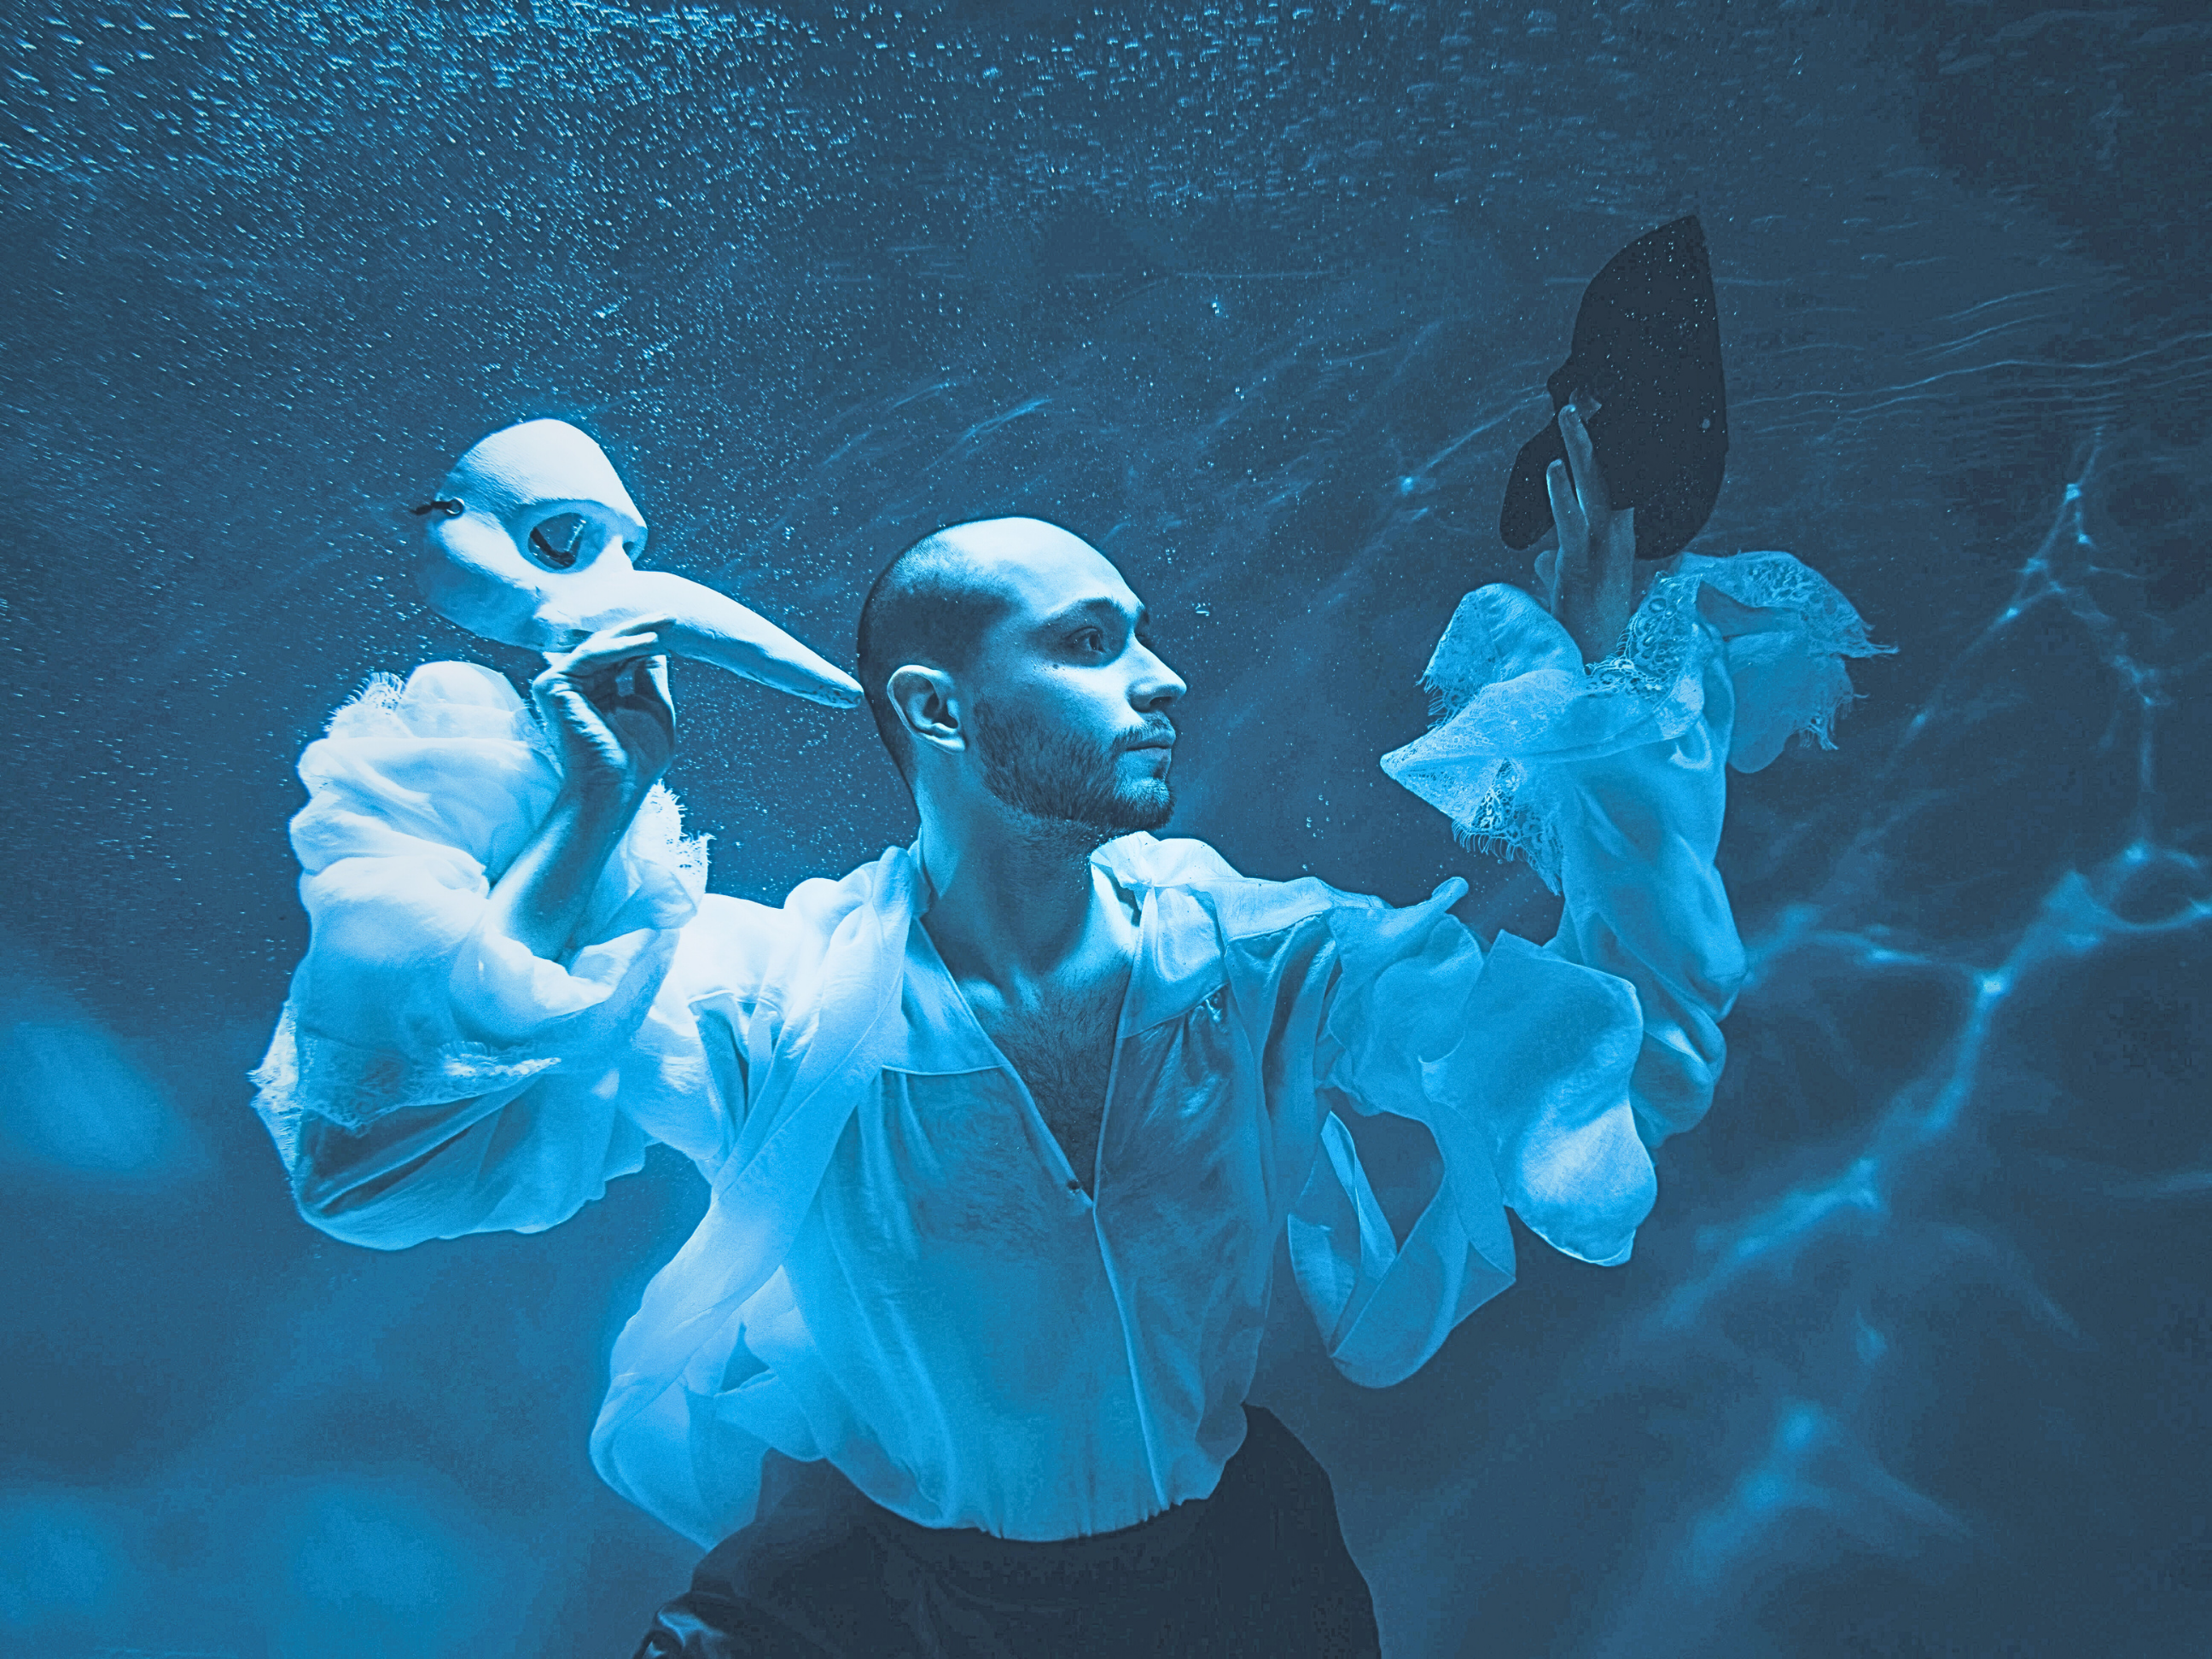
[254,661,709,1146]
[1322,888,1651,1265]
[1296,885,1651,1386]
[1379,551,1892,892]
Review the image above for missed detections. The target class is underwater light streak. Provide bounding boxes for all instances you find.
[1618,457,2212,1603]
[1682,1397,1970,1586]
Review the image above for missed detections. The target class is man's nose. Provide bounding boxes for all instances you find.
[1132,644,1186,709]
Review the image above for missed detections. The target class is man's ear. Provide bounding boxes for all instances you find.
[889,664,964,758]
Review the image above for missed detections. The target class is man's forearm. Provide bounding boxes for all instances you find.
[483,781,650,962]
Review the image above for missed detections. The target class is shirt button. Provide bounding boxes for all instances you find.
[1067,1178,1083,1192]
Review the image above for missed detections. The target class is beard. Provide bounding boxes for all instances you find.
[970,696,1175,841]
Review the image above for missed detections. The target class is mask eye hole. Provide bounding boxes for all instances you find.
[527,512,590,570]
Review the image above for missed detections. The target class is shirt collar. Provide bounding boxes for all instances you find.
[876,839,1230,1077]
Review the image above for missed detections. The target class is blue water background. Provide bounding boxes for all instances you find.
[3,2,2209,1654]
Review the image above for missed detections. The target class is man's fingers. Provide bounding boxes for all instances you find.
[529,672,602,734]
[547,618,675,682]
[1557,403,1611,521]
[613,654,676,728]
[1545,458,1586,561]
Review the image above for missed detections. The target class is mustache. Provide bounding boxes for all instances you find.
[1117,719,1179,752]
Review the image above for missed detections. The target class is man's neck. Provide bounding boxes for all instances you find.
[912,799,1133,998]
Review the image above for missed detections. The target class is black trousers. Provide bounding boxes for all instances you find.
[635,1406,1381,1658]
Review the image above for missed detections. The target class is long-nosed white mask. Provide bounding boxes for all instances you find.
[415,419,862,708]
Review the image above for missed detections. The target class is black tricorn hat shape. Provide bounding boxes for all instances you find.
[1499,213,1728,562]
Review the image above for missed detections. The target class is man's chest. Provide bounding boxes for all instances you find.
[978,973,1127,1196]
[817,967,1298,1289]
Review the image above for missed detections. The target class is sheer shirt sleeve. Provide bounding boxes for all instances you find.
[1382,551,1893,1144]
[1290,553,1889,1386]
[249,662,760,1249]
[1291,883,1646,1387]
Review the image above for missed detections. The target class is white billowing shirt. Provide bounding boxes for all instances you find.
[251,550,1887,1548]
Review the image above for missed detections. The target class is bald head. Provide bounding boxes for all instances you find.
[856,517,1144,787]
[858,519,1051,783]
[857,515,1187,841]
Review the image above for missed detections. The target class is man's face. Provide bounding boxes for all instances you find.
[956,524,1185,835]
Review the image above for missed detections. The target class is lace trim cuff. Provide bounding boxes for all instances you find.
[1381,552,1891,888]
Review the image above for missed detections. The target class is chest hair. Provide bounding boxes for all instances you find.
[986,972,1127,1196]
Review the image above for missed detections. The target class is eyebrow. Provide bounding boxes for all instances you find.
[1036,596,1148,633]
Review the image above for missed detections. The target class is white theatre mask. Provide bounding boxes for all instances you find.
[415,418,861,708]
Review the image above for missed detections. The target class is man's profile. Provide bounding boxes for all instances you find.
[251,404,1885,1654]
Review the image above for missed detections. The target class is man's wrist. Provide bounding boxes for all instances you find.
[550,775,653,842]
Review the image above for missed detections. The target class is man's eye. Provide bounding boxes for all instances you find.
[1073,628,1106,653]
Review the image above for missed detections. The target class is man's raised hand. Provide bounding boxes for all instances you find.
[531,616,678,809]
[1541,401,1638,665]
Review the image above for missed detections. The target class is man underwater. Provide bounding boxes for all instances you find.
[253,402,1886,1654]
